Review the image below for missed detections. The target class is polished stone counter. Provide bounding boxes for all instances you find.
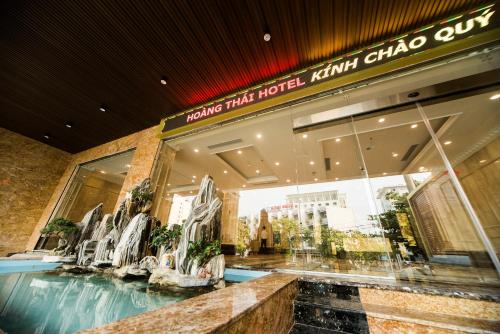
[297,273,500,302]
[80,272,297,334]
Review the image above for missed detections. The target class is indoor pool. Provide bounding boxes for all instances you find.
[0,271,211,333]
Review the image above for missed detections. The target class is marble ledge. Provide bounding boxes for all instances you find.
[297,274,500,302]
[80,272,298,334]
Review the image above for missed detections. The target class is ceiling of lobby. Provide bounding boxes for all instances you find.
[0,0,490,153]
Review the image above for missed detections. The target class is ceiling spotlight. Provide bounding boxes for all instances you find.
[335,138,341,142]
[160,76,168,85]
[378,118,385,123]
[275,162,280,166]
[411,124,418,129]
[309,161,315,165]
[223,170,228,174]
[99,104,107,112]
[392,153,398,158]
[335,161,340,165]
[65,122,73,128]
[43,133,51,139]
[263,31,271,42]
[489,93,500,100]
[286,179,291,183]
[302,134,308,139]
[444,141,452,145]
[193,148,199,153]
[256,133,262,139]
[479,159,487,163]
[237,150,242,154]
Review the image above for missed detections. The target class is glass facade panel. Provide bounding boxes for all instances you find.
[37,149,135,249]
[150,55,499,285]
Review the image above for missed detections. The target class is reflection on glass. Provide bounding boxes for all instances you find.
[38,150,135,249]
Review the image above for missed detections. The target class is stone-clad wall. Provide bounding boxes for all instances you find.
[25,125,161,251]
[0,127,71,256]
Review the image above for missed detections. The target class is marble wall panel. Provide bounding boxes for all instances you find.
[0,127,71,256]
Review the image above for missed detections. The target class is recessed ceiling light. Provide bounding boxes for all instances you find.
[392,153,398,158]
[160,76,167,85]
[99,104,107,112]
[263,31,271,42]
[335,161,340,165]
[275,162,280,166]
[43,133,50,139]
[193,148,199,153]
[335,138,341,142]
[256,133,262,139]
[479,159,487,163]
[444,141,452,145]
[223,170,228,174]
[125,164,131,168]
[237,150,242,154]
[302,134,308,139]
[314,178,318,182]
[286,179,291,183]
[489,93,500,100]
[411,124,418,129]
[378,118,385,123]
[65,122,73,128]
[309,161,315,165]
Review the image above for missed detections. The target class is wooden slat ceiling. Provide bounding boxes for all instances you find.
[0,0,490,153]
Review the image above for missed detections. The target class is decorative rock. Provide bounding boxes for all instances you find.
[91,214,113,241]
[42,255,76,263]
[112,213,152,267]
[75,203,103,248]
[176,175,222,276]
[113,265,148,279]
[139,256,159,273]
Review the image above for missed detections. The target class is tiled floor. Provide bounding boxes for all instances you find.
[225,253,499,287]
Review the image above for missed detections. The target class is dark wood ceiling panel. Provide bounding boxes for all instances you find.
[0,0,490,153]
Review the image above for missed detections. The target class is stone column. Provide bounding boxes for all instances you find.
[149,144,176,225]
[220,191,239,253]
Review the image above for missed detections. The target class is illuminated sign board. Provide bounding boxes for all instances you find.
[160,4,498,136]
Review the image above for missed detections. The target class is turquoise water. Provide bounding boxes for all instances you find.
[0,260,61,274]
[0,272,211,333]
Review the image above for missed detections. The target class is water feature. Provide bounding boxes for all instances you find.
[0,271,212,333]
